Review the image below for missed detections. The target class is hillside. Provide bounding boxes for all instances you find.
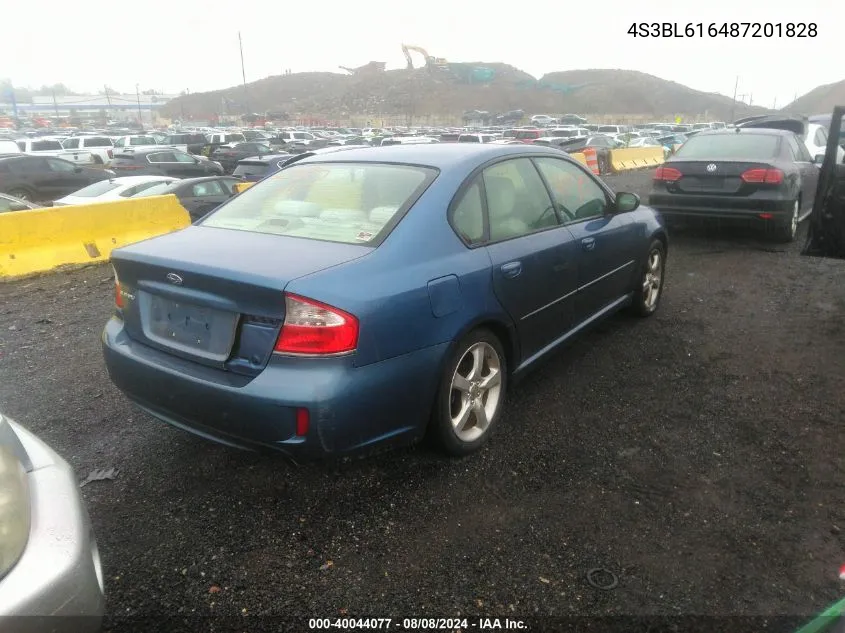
[161,67,770,123]
[782,78,845,115]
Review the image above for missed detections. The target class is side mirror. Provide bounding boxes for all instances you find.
[615,192,640,213]
[814,154,825,165]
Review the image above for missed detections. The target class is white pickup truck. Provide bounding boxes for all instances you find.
[60,135,115,166]
[15,138,93,164]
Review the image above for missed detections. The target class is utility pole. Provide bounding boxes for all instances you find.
[730,75,739,122]
[104,85,112,107]
[772,97,777,110]
[238,31,249,117]
[135,84,143,127]
[52,88,59,117]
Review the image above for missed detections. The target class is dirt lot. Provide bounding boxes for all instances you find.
[1,170,844,630]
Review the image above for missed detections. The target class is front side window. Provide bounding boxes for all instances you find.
[200,162,436,245]
[534,157,607,222]
[482,158,557,241]
[47,158,77,173]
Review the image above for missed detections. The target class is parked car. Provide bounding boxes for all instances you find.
[102,144,667,460]
[53,175,179,206]
[0,191,41,213]
[210,142,278,174]
[109,148,224,178]
[232,153,296,182]
[457,134,497,143]
[648,127,821,242]
[557,135,617,174]
[0,413,104,629]
[159,133,208,155]
[0,154,113,202]
[111,135,160,151]
[60,135,114,166]
[131,175,241,220]
[735,114,845,164]
[15,138,93,163]
[804,106,845,259]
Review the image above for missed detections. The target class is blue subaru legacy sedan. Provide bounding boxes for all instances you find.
[102,144,668,458]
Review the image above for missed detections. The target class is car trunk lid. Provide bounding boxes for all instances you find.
[112,226,371,375]
[660,160,777,195]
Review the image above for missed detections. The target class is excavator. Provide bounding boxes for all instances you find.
[338,62,386,75]
[401,44,448,71]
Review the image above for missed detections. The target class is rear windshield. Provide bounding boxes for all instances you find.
[674,133,780,160]
[514,131,540,140]
[129,136,156,145]
[200,162,436,245]
[550,130,577,138]
[68,180,121,197]
[233,163,269,177]
[132,183,175,197]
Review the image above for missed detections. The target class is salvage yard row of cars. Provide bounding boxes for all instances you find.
[5,108,845,631]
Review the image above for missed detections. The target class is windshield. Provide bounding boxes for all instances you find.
[129,136,156,145]
[200,162,436,244]
[67,180,121,197]
[674,133,780,159]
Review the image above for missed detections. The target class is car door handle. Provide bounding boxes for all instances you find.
[581,237,596,251]
[500,261,522,278]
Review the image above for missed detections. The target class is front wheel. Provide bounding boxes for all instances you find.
[6,188,33,201]
[628,239,666,317]
[430,329,507,456]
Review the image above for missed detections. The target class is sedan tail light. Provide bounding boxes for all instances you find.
[654,166,682,181]
[740,168,784,184]
[107,149,113,159]
[113,267,124,309]
[274,294,359,355]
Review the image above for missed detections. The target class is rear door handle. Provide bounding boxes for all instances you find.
[500,261,522,278]
[581,237,596,251]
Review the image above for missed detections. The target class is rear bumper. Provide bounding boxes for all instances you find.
[102,317,447,458]
[0,422,105,629]
[648,192,794,221]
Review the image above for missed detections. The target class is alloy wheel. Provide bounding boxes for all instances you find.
[642,249,663,310]
[449,342,503,443]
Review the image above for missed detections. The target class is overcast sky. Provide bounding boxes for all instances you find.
[2,0,840,108]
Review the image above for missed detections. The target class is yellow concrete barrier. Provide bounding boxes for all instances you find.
[570,152,588,166]
[608,147,665,172]
[234,182,254,193]
[0,195,190,279]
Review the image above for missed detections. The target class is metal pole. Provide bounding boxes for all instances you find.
[52,89,59,117]
[730,76,739,122]
[239,32,249,116]
[136,84,143,127]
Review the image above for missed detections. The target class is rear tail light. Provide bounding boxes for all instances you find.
[759,213,774,220]
[654,166,682,181]
[740,168,784,184]
[115,164,142,171]
[107,149,113,159]
[113,268,124,309]
[274,294,359,355]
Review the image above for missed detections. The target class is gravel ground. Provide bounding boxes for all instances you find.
[1,169,845,630]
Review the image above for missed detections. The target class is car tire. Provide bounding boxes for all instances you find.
[430,328,508,457]
[92,155,103,165]
[6,187,34,201]
[773,199,800,243]
[628,239,666,317]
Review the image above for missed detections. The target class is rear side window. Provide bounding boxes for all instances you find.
[191,181,226,196]
[69,180,121,197]
[674,133,780,160]
[148,152,175,163]
[31,140,63,151]
[130,136,156,146]
[200,162,436,245]
[451,178,484,244]
[63,138,79,149]
[84,137,113,147]
[233,163,267,178]
[120,181,170,197]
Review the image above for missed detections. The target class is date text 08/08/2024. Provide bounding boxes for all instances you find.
[308,618,528,630]
[628,22,817,38]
